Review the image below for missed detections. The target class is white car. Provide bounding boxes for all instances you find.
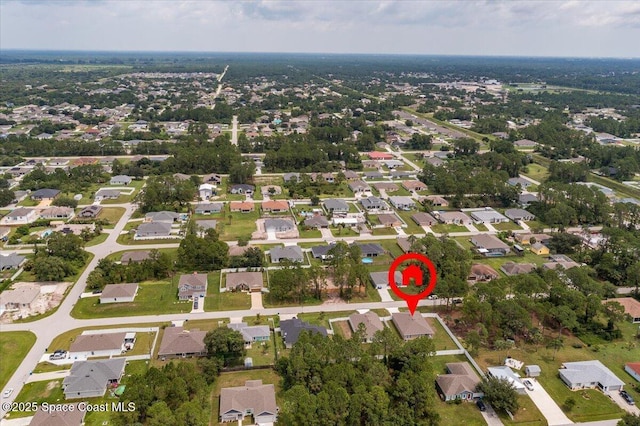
[3,388,13,398]
[523,380,534,391]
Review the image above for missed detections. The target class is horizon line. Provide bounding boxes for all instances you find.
[1,48,639,61]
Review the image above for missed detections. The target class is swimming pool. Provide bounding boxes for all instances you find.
[362,258,373,264]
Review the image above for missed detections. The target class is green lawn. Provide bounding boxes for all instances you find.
[0,331,36,390]
[71,279,192,318]
[297,226,321,238]
[493,222,522,231]
[522,163,549,183]
[371,227,398,236]
[220,209,259,241]
[85,232,108,247]
[330,226,359,237]
[395,210,426,235]
[474,223,489,232]
[205,271,252,311]
[96,206,126,227]
[8,379,65,418]
[432,224,468,233]
[426,317,459,352]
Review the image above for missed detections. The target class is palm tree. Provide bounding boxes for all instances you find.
[546,338,564,360]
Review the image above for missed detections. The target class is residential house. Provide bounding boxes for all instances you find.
[29,404,85,426]
[4,207,38,224]
[68,332,132,359]
[519,193,539,206]
[195,202,223,215]
[100,283,139,304]
[436,362,483,402]
[262,200,289,213]
[602,298,640,323]
[48,158,70,166]
[264,218,295,233]
[0,253,26,270]
[173,173,191,181]
[367,151,394,160]
[343,170,359,180]
[304,215,329,229]
[425,195,449,207]
[402,180,427,192]
[31,188,60,200]
[199,183,216,200]
[505,209,535,222]
[412,212,437,226]
[470,208,509,224]
[500,262,536,276]
[389,196,415,210]
[230,201,254,213]
[543,254,580,271]
[390,170,415,179]
[78,205,102,218]
[360,196,386,211]
[353,243,385,257]
[468,264,499,282]
[383,159,405,169]
[203,173,222,184]
[369,271,402,289]
[62,358,126,399]
[219,380,277,424]
[530,242,550,256]
[625,363,640,382]
[270,245,304,263]
[514,233,551,246]
[392,312,435,340]
[470,234,511,257]
[110,175,132,185]
[120,251,151,264]
[230,184,255,195]
[435,211,472,226]
[227,323,270,345]
[280,318,327,348]
[513,139,538,148]
[0,285,40,311]
[373,182,399,192]
[40,206,74,220]
[364,171,384,180]
[397,237,413,253]
[195,220,217,235]
[157,326,207,359]
[225,272,263,292]
[134,222,172,239]
[507,177,532,189]
[178,273,208,300]
[145,211,180,223]
[323,198,349,213]
[559,360,624,392]
[487,366,526,394]
[426,156,445,167]
[310,244,334,260]
[348,311,384,343]
[349,180,371,194]
[377,213,402,227]
[94,189,120,201]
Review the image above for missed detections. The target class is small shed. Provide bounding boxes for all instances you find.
[525,365,541,377]
[244,357,253,368]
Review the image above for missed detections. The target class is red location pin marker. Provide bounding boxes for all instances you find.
[388,253,437,315]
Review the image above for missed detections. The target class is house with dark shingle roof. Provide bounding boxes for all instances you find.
[30,188,60,200]
[280,318,327,348]
[78,205,102,218]
[304,215,329,229]
[500,262,536,276]
[100,283,139,304]
[352,242,385,257]
[0,253,26,270]
[134,222,172,239]
[270,245,304,263]
[157,327,207,359]
[436,362,483,402]
[62,358,126,399]
[323,198,349,213]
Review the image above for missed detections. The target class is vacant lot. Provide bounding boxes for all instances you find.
[0,331,36,390]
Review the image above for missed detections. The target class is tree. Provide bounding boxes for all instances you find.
[51,195,78,208]
[310,195,320,206]
[0,188,14,207]
[204,327,245,366]
[477,376,519,414]
[494,339,514,361]
[619,414,640,426]
[32,255,74,281]
[546,337,564,360]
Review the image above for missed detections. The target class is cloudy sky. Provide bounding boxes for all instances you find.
[1,0,639,57]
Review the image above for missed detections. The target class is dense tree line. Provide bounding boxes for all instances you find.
[23,232,88,281]
[86,250,174,291]
[276,330,439,425]
[0,135,125,157]
[19,164,109,193]
[136,175,196,213]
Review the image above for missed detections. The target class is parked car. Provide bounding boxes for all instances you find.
[476,399,486,411]
[49,349,67,360]
[2,388,13,398]
[523,380,534,391]
[620,390,635,405]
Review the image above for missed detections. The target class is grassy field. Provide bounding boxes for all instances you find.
[522,163,550,183]
[426,317,459,352]
[0,331,36,390]
[395,210,425,235]
[205,271,252,311]
[84,232,109,247]
[330,226,359,237]
[493,222,522,231]
[96,206,126,227]
[71,279,192,318]
[220,209,259,241]
[432,223,469,233]
[371,227,398,236]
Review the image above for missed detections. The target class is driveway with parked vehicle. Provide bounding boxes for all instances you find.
[523,379,572,426]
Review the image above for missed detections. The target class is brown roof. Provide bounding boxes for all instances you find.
[158,327,207,357]
[378,213,401,226]
[225,272,263,291]
[397,237,412,253]
[392,312,435,339]
[220,380,277,418]
[373,182,399,191]
[402,180,426,190]
[101,283,138,299]
[348,311,384,340]
[70,332,126,353]
[500,262,535,275]
[230,201,254,211]
[436,362,482,398]
[412,212,437,225]
[604,298,640,319]
[262,200,289,211]
[228,244,255,257]
[469,264,499,278]
[29,404,85,426]
[471,234,510,250]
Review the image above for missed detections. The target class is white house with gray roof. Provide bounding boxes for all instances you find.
[220,380,277,424]
[559,360,624,392]
[323,198,349,213]
[270,245,304,263]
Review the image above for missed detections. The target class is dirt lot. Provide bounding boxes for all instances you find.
[0,281,71,323]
